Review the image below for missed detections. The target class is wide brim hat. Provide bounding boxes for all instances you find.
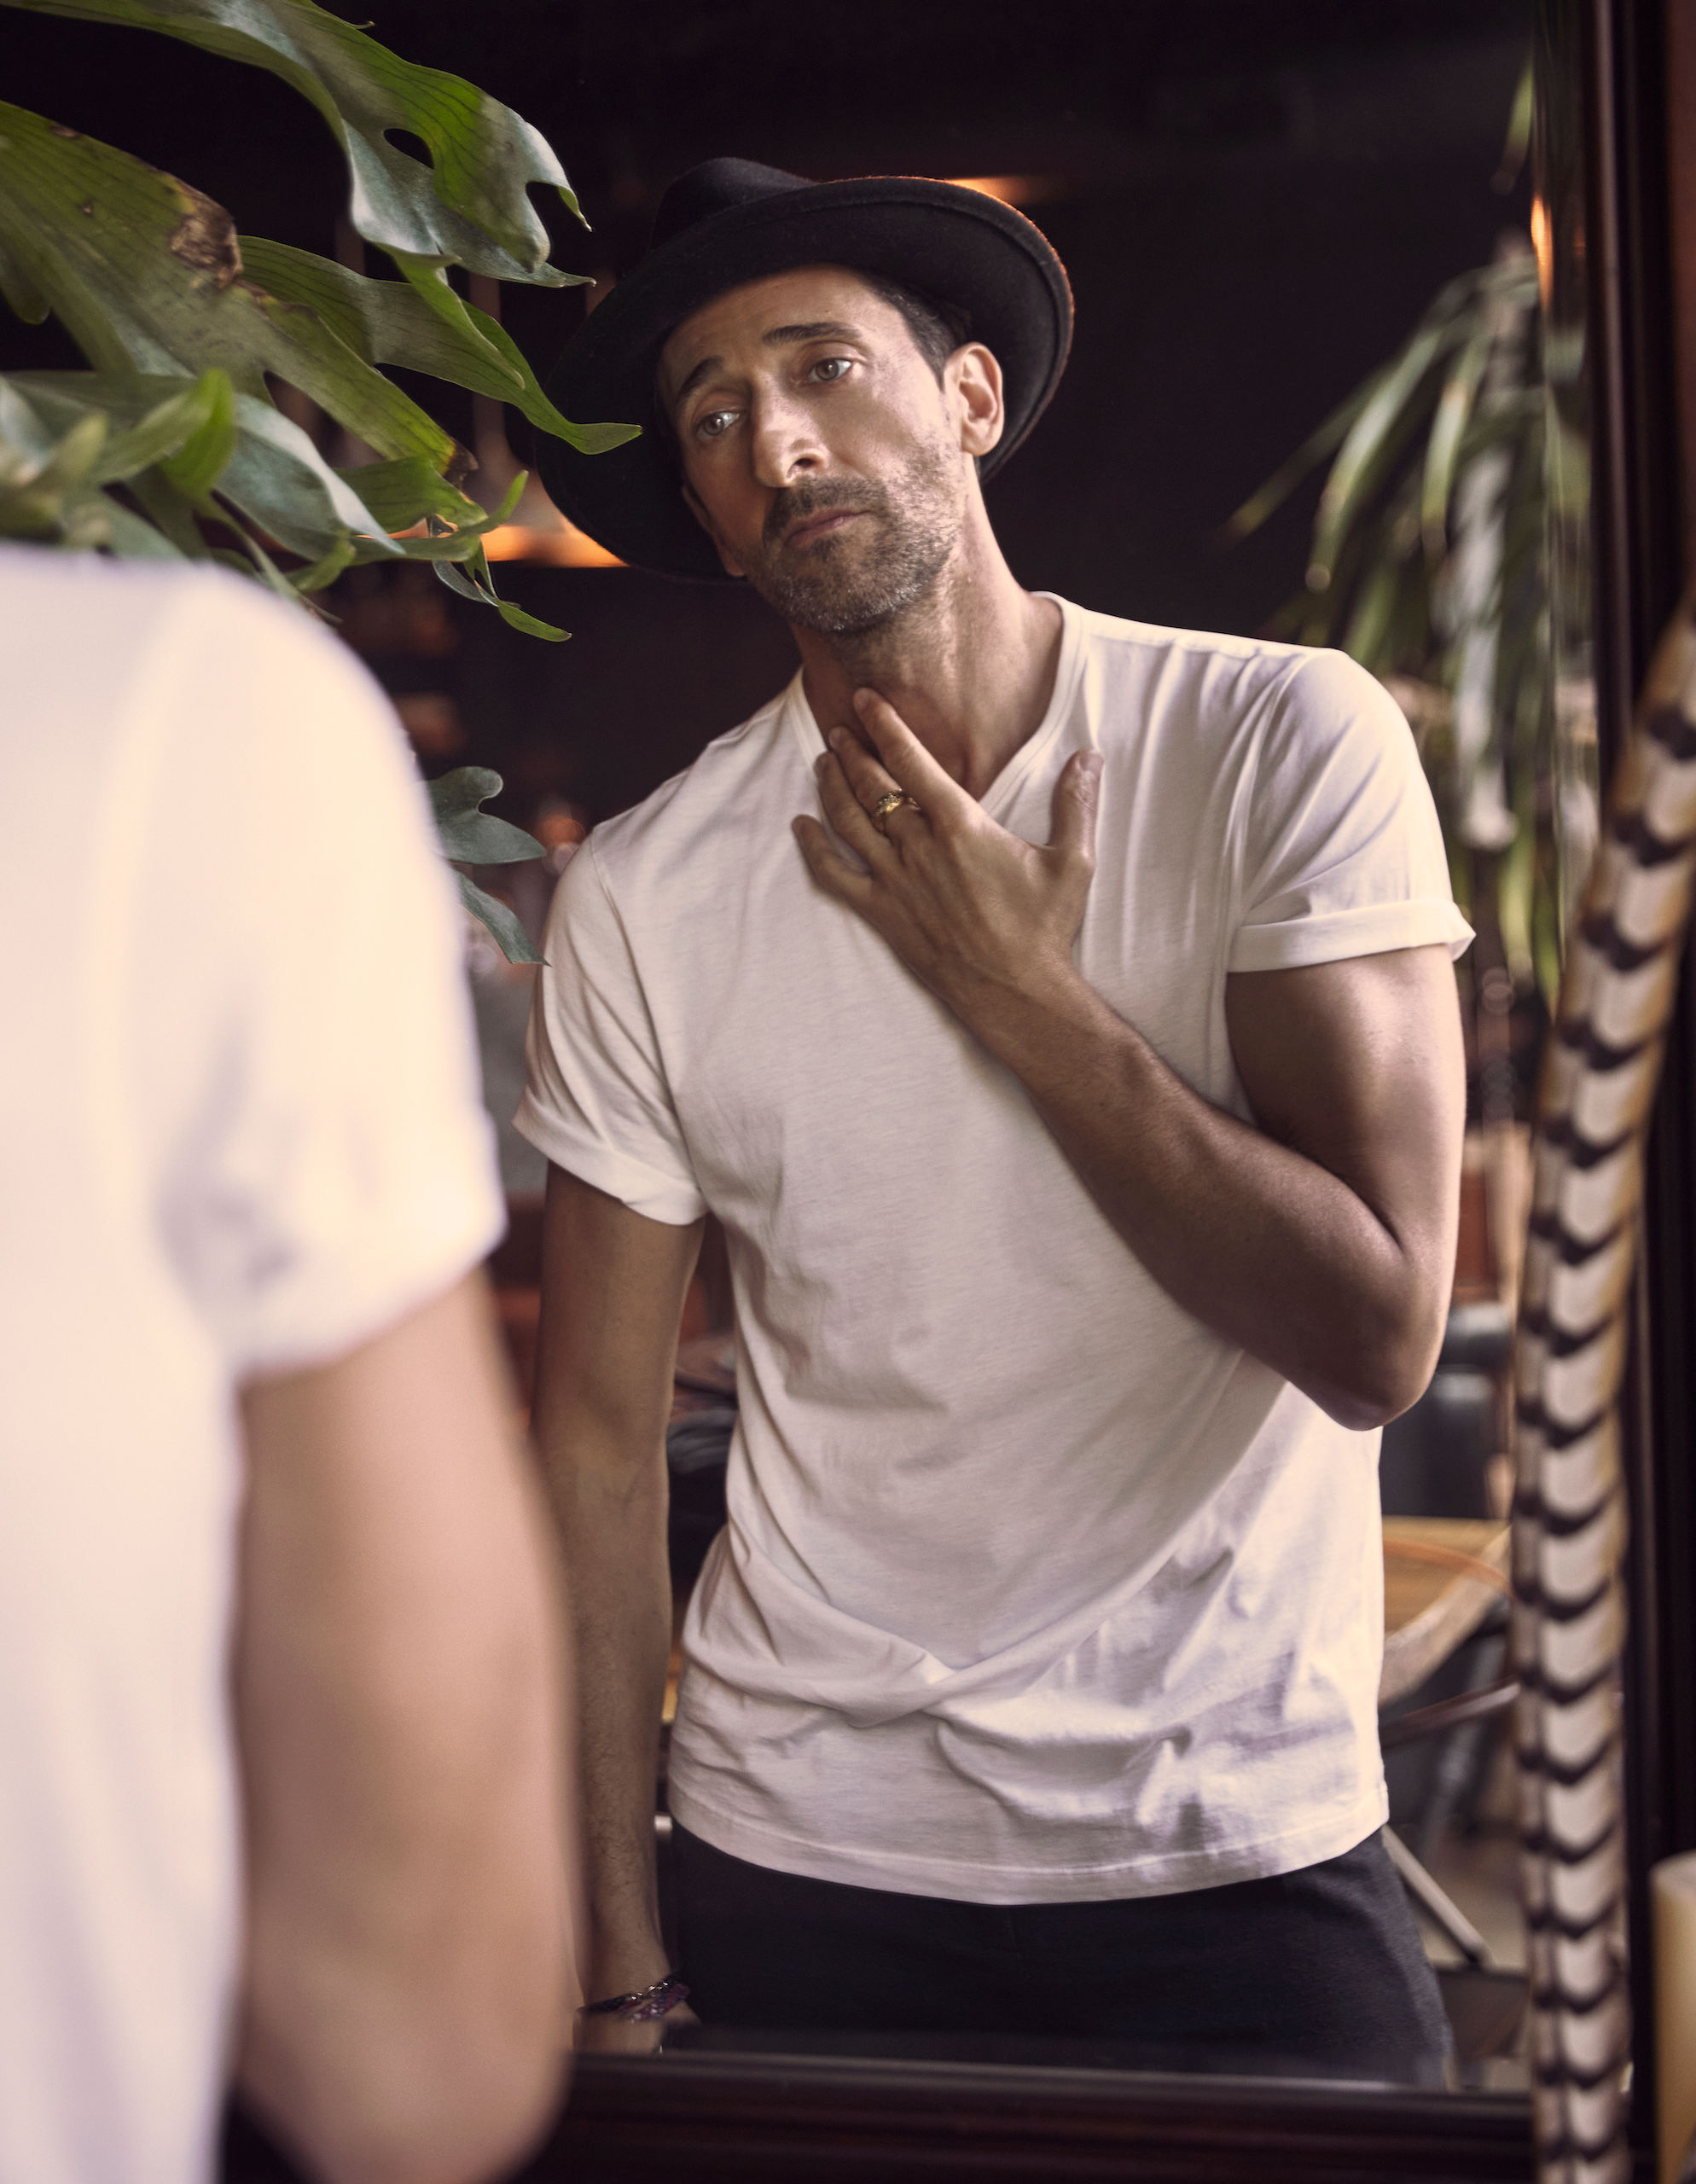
[537,158,1073,581]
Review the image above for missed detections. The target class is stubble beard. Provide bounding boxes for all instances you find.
[740,439,962,639]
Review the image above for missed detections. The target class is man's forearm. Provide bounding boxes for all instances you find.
[966,973,1440,1427]
[537,1432,673,2000]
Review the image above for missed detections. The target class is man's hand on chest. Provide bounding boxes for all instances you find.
[792,686,1104,1046]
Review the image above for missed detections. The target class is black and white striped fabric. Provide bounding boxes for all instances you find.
[1515,590,1696,2184]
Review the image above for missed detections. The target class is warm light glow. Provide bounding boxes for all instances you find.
[1530,195,1554,313]
[481,523,624,568]
[944,175,1063,207]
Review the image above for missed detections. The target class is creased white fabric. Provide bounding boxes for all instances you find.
[519,596,1471,1902]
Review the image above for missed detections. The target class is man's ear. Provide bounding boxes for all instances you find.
[682,476,748,579]
[950,345,1006,461]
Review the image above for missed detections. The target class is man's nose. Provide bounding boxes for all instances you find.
[746,389,825,489]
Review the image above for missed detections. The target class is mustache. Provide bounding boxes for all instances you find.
[763,477,884,550]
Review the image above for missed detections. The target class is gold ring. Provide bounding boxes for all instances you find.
[872,790,922,834]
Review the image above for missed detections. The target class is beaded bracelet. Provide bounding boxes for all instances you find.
[578,1974,690,2024]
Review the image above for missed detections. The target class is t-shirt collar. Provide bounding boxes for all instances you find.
[782,594,1086,823]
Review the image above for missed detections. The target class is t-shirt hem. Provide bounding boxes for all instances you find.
[1228,900,1472,973]
[666,1776,1391,1906]
[512,1095,706,1225]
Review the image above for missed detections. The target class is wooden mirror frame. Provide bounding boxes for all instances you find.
[1597,1,1696,2178]
[222,3,1694,2176]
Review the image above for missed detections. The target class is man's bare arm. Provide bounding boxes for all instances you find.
[797,693,1465,1429]
[531,1164,702,2042]
[987,947,1463,1426]
[235,1273,571,2184]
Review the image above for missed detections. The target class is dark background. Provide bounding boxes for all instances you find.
[5,0,1530,822]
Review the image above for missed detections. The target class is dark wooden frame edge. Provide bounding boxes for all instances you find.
[1585,0,1696,2164]
[225,2057,1534,2184]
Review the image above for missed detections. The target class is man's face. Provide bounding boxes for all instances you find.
[657,265,984,636]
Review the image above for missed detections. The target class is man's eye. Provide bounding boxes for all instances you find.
[810,357,851,383]
[696,408,737,441]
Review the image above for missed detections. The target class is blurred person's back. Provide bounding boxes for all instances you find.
[0,549,570,2184]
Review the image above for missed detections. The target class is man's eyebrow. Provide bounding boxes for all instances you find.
[760,319,862,346]
[669,353,723,410]
[667,322,866,416]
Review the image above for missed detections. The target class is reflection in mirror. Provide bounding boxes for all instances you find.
[472,8,1570,2108]
[320,0,1584,2123]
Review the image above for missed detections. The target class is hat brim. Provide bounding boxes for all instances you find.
[537,178,1072,581]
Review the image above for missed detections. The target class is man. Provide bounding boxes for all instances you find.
[0,549,572,2184]
[520,160,1469,2075]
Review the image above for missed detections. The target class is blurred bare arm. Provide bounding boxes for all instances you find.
[234,1273,572,2184]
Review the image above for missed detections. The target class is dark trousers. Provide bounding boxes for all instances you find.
[673,1822,1451,2083]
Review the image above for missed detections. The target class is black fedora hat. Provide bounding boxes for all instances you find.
[537,158,1073,581]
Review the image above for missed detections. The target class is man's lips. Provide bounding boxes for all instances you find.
[781,508,868,550]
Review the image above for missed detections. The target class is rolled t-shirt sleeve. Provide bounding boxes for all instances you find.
[155,577,503,1379]
[514,838,706,1226]
[1228,649,1473,973]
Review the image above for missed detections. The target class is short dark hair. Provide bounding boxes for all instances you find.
[857,271,973,382]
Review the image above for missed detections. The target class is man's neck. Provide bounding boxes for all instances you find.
[793,512,1063,803]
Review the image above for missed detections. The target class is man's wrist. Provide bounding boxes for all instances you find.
[587,1931,672,2006]
[950,956,1108,1075]
[579,1972,689,2022]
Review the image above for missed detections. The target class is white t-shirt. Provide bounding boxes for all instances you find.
[0,553,502,2184]
[519,596,1471,1904]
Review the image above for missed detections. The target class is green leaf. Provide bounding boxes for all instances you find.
[0,230,46,322]
[1226,268,1492,543]
[341,470,523,561]
[1224,374,1378,541]
[1419,315,1493,561]
[1309,322,1452,581]
[0,0,588,281]
[0,375,57,462]
[158,363,235,496]
[331,451,485,531]
[433,538,568,640]
[1340,554,1408,672]
[241,238,637,455]
[215,390,396,554]
[456,871,542,965]
[0,105,462,469]
[214,497,316,601]
[286,530,355,592]
[96,487,188,556]
[124,459,215,555]
[429,765,544,864]
[240,234,516,386]
[1494,58,1534,194]
[90,366,229,483]
[458,295,639,455]
[0,386,112,538]
[10,369,402,558]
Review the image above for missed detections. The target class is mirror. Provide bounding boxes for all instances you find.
[10,0,1668,2172]
[382,0,1564,2113]
[443,0,1560,2109]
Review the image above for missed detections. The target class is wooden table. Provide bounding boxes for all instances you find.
[1381,1517,1510,1708]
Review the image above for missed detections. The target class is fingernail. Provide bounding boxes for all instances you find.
[814,752,828,775]
[827,727,845,750]
[852,688,873,710]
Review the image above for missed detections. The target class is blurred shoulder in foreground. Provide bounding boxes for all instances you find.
[0,550,572,2184]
